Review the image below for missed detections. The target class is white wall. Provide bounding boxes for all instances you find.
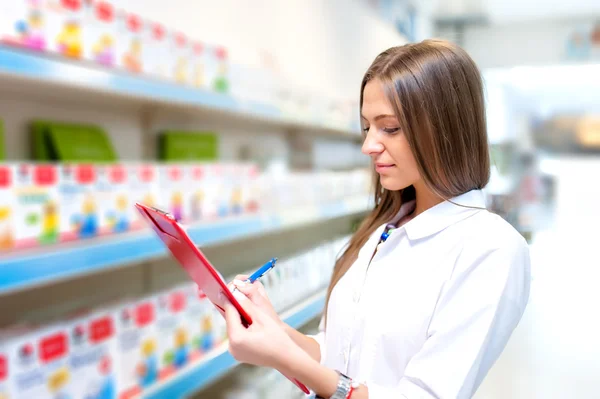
[123,0,408,100]
[461,18,596,69]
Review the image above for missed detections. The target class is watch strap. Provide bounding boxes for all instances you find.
[315,371,356,399]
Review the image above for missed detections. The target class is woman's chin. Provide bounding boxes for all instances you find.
[379,176,410,192]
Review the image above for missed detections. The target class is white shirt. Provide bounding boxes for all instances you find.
[310,189,531,399]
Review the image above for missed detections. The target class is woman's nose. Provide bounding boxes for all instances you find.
[361,130,384,156]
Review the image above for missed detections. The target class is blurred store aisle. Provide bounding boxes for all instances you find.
[475,157,600,399]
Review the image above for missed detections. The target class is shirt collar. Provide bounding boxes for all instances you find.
[401,189,487,241]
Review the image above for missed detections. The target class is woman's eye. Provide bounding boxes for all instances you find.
[362,127,370,136]
[383,127,400,134]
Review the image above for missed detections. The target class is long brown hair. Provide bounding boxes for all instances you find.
[325,39,490,320]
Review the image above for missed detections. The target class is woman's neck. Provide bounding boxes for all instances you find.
[413,180,444,217]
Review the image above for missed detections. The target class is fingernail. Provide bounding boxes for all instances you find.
[233,279,246,287]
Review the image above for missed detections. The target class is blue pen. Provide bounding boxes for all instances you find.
[245,257,278,283]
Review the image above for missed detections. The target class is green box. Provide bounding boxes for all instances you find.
[31,121,55,161]
[30,121,118,162]
[159,131,218,161]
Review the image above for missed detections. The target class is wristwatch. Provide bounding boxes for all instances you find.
[315,371,360,399]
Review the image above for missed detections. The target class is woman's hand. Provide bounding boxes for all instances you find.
[229,275,283,327]
[224,296,297,370]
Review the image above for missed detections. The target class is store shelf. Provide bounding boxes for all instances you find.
[0,197,371,295]
[0,46,360,139]
[144,290,326,399]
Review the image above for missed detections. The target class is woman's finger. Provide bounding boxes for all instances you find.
[254,280,268,296]
[224,302,245,338]
[233,280,260,298]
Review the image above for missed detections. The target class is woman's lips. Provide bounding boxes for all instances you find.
[375,163,395,173]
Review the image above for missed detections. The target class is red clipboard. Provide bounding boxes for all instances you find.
[135,203,310,394]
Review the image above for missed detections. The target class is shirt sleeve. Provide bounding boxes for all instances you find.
[307,315,327,364]
[368,234,531,399]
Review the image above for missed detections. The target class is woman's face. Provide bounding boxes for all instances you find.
[361,79,421,192]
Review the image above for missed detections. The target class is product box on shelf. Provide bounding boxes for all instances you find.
[57,164,99,241]
[96,164,132,235]
[6,323,73,399]
[115,10,143,74]
[190,41,206,88]
[219,163,239,218]
[228,164,245,216]
[114,298,158,399]
[13,164,61,249]
[128,164,158,230]
[0,165,15,251]
[154,288,190,380]
[196,164,219,220]
[188,165,206,223]
[212,46,229,93]
[261,263,282,312]
[293,255,310,302]
[67,308,118,399]
[142,22,169,80]
[0,0,47,51]
[170,31,190,85]
[48,0,87,59]
[213,298,228,346]
[182,284,218,362]
[84,0,117,67]
[158,165,189,223]
[0,343,12,399]
[241,164,261,214]
[201,45,229,93]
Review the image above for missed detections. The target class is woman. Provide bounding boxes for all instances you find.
[224,39,531,399]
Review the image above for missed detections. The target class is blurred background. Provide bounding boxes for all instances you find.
[0,0,598,398]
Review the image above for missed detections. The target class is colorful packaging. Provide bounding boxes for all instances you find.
[241,164,261,214]
[142,22,169,80]
[182,285,215,362]
[128,164,158,230]
[0,0,48,51]
[7,324,72,399]
[190,42,206,88]
[57,164,99,241]
[212,163,233,219]
[0,165,15,251]
[188,165,206,223]
[13,164,61,248]
[115,10,143,74]
[114,299,158,399]
[155,289,189,380]
[96,164,132,235]
[170,32,190,85]
[84,0,116,67]
[50,0,86,59]
[211,304,228,347]
[211,46,229,93]
[158,165,189,223]
[228,164,244,216]
[67,309,118,399]
[0,343,12,399]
